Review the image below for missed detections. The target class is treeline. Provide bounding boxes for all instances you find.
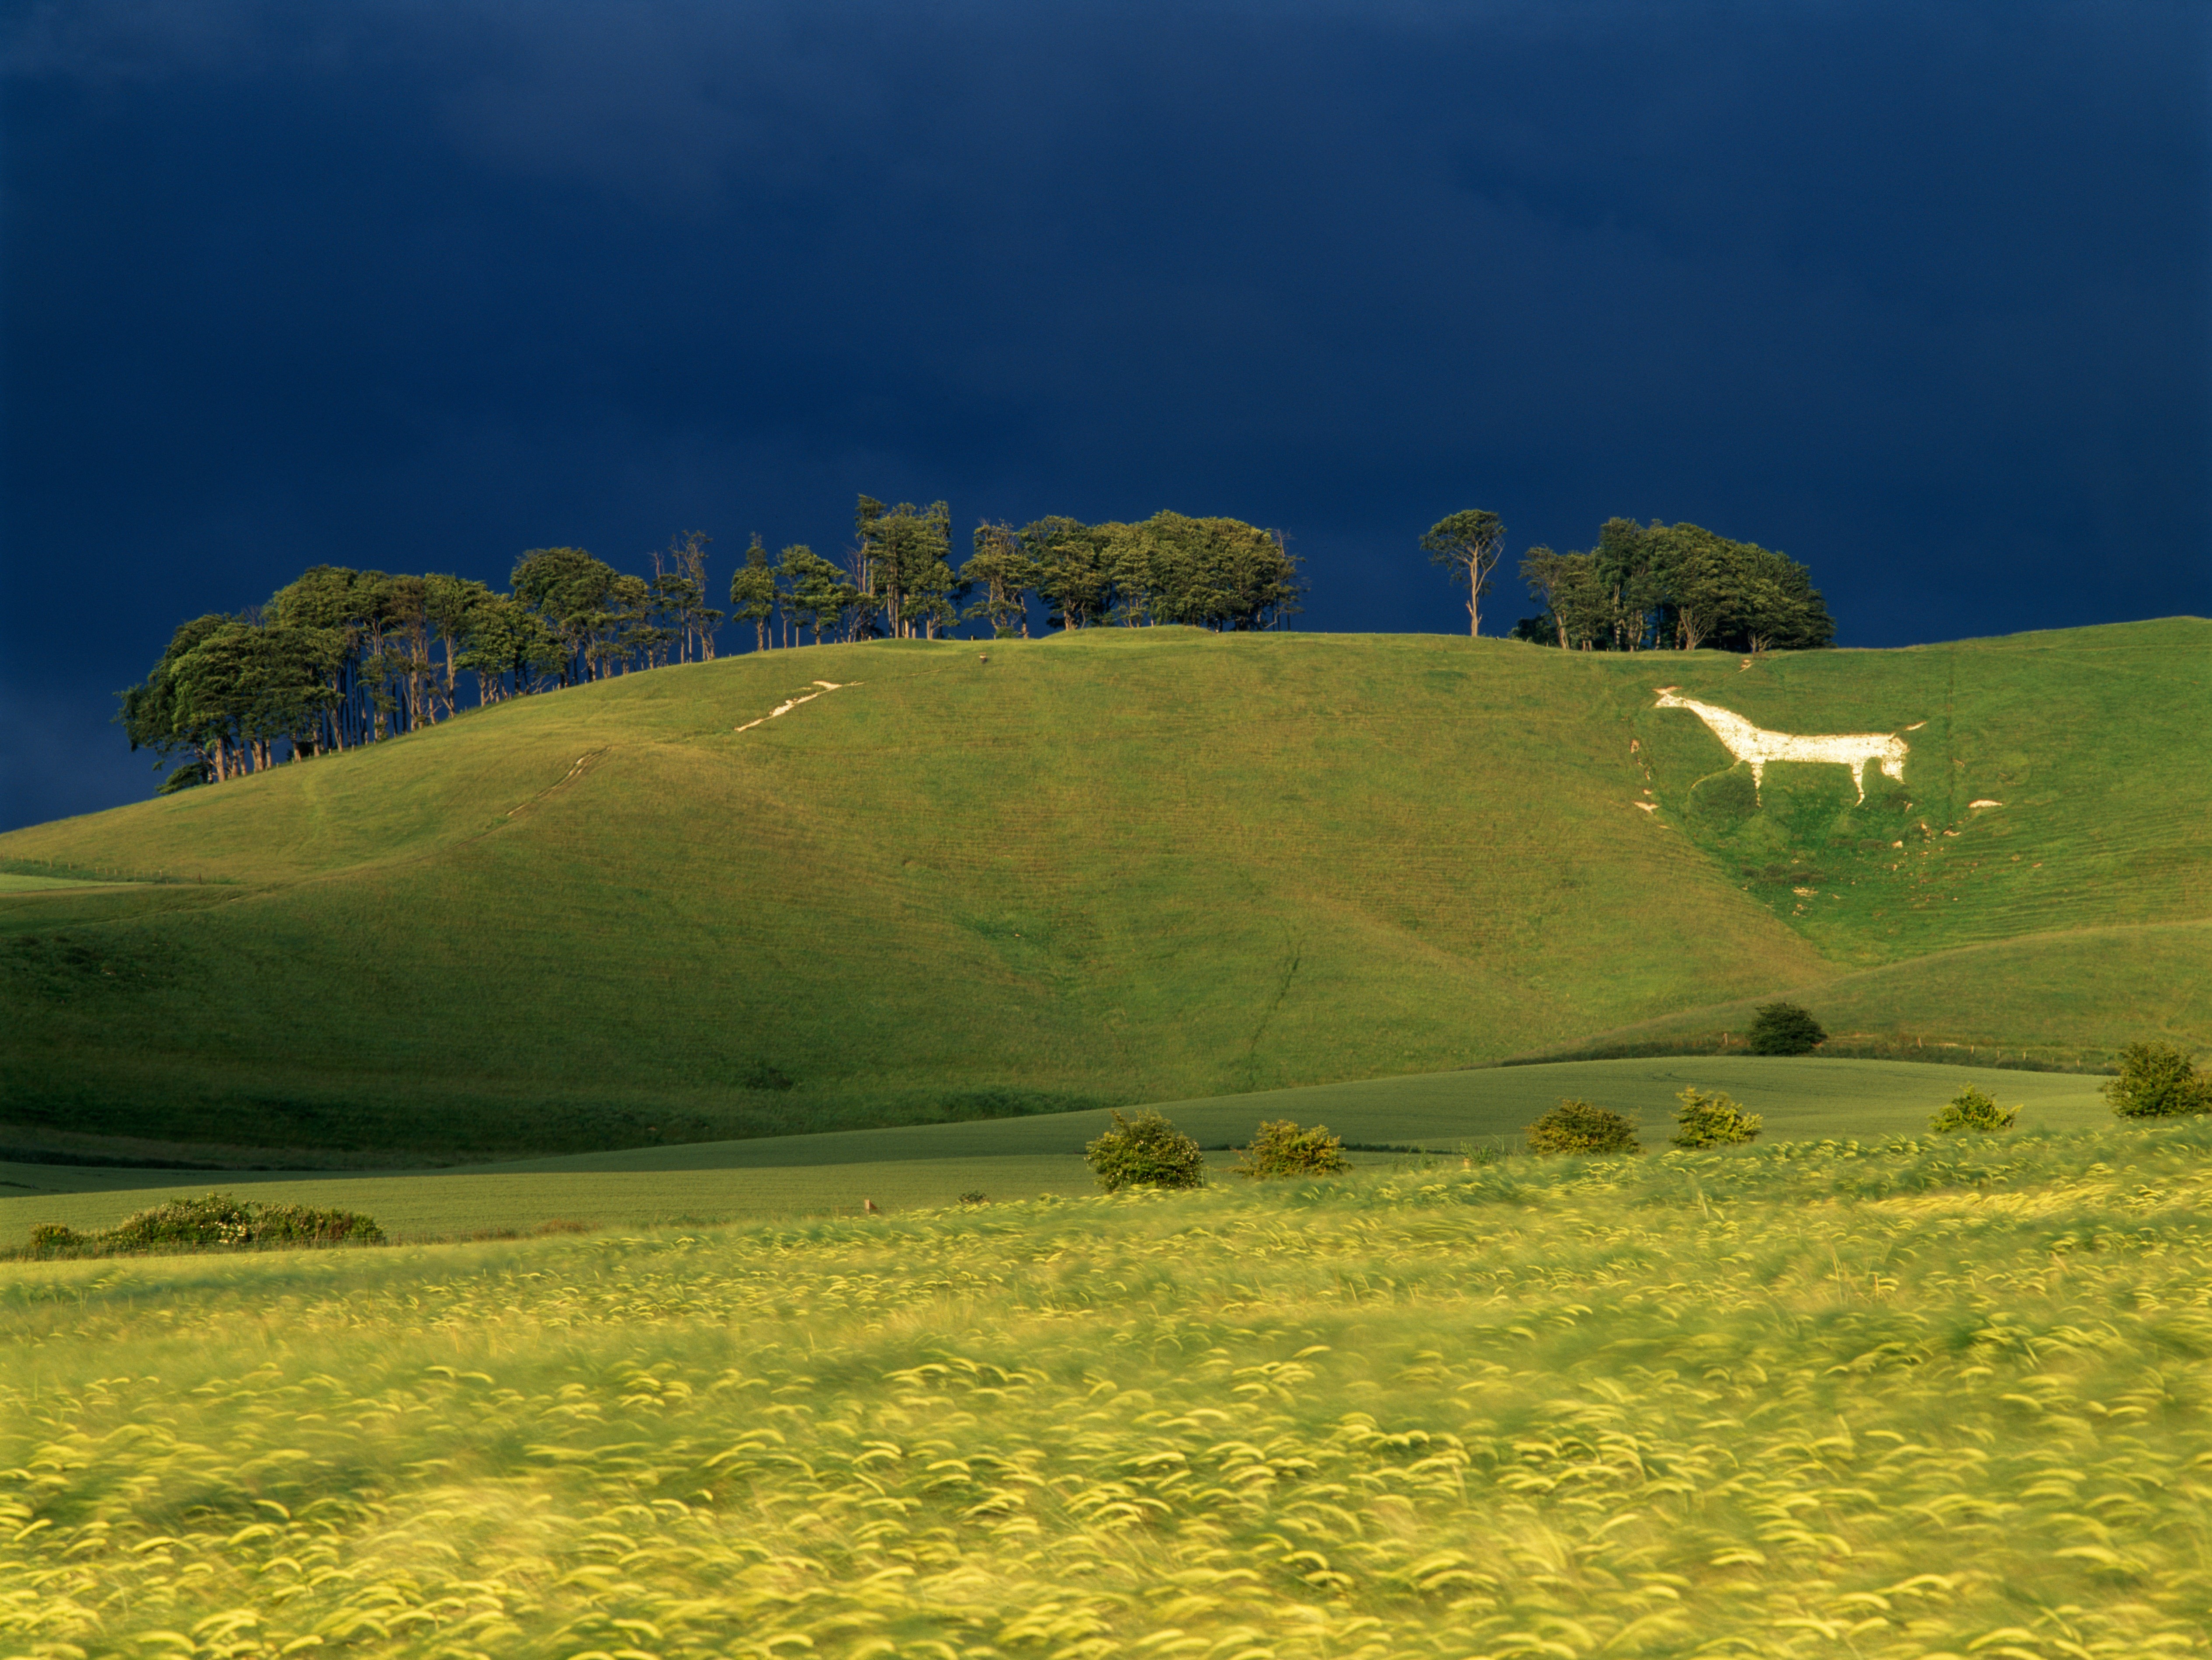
[1512,517,1834,653]
[118,500,1301,790]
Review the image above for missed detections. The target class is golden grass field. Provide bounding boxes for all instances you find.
[6,1118,2211,1659]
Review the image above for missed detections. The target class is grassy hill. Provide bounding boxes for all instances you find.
[8,1119,2212,1655]
[3,619,2205,1159]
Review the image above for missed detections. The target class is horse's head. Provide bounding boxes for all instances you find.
[1652,686,1685,708]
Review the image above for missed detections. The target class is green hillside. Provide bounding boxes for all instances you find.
[3,619,2205,1158]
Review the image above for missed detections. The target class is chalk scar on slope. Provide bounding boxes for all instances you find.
[736,680,858,733]
[506,748,605,818]
[1654,688,1923,806]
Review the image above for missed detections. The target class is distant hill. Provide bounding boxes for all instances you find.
[3,618,2205,1159]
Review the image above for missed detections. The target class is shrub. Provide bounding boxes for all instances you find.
[1748,1001,1826,1055]
[1526,1099,1641,1156]
[254,1203,386,1245]
[107,1195,259,1250]
[1931,1085,2019,1134]
[2103,1041,2212,1119]
[1671,1087,1764,1149]
[957,1191,988,1205]
[27,1222,81,1257]
[1238,1119,1348,1179]
[1084,1109,1205,1192]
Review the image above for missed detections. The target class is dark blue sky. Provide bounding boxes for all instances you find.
[4,0,2207,831]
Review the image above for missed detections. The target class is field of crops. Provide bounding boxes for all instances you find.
[0,1056,2115,1240]
[7,1117,2210,1658]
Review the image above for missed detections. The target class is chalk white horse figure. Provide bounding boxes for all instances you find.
[1654,688,1920,805]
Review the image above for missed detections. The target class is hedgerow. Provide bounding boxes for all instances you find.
[20,1193,383,1259]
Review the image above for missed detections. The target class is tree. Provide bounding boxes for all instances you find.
[1146,512,1302,630]
[1639,522,1835,654]
[1729,542,1836,653]
[2103,1041,2212,1118]
[659,529,721,661]
[268,565,385,750]
[1236,1120,1347,1178]
[773,543,811,648]
[1517,547,1611,649]
[1643,524,1740,651]
[453,591,562,702]
[860,499,959,638]
[117,613,233,781]
[164,618,343,777]
[1024,516,1109,630]
[598,573,652,677]
[1931,1086,2020,1133]
[424,574,498,717]
[1100,520,1158,625]
[512,547,621,685]
[728,536,778,650]
[962,521,1038,637]
[1747,1001,1825,1055]
[1591,518,1664,651]
[778,545,849,645]
[1084,1110,1205,1191]
[1422,509,1507,636]
[1671,1087,1763,1148]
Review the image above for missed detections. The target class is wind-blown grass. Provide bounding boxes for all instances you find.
[6,1120,2209,1657]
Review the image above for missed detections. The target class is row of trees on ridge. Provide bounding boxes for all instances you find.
[118,500,1303,789]
[1425,508,1836,652]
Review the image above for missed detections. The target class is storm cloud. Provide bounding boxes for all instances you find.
[3,0,2206,827]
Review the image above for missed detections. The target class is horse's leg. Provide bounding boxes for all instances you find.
[1851,757,1868,805]
[1749,760,1764,804]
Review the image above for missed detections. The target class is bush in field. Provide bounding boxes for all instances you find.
[22,1194,384,1259]
[1526,1099,1641,1156]
[1748,1001,1826,1055]
[253,1203,387,1245]
[106,1195,260,1250]
[2103,1041,2212,1119]
[1085,1110,1205,1191]
[1238,1119,1348,1179]
[1671,1087,1764,1149]
[1930,1084,2020,1134]
[27,1222,81,1257]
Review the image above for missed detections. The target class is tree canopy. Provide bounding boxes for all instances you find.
[1513,518,1834,653]
[1422,509,1508,636]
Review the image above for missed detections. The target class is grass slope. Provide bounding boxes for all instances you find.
[0,1057,2119,1239]
[7,1120,2212,1657]
[3,620,2205,1157]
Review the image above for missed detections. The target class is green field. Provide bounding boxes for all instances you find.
[0,873,139,894]
[3,620,2205,1160]
[0,1057,2120,1241]
[7,1117,2210,1657]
